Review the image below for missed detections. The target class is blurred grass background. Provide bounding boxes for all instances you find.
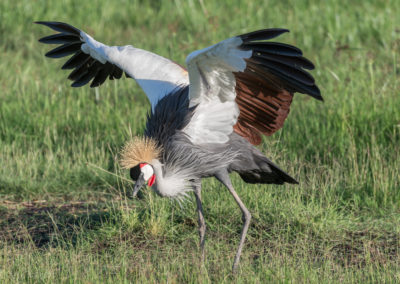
[0,0,399,282]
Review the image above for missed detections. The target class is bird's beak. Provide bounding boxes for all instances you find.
[132,172,145,197]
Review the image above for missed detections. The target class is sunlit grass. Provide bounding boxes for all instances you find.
[0,0,399,282]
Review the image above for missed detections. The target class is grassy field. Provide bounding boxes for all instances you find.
[1,0,399,282]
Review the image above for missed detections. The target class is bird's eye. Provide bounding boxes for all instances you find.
[130,164,141,181]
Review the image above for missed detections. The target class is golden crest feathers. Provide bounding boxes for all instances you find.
[119,137,162,169]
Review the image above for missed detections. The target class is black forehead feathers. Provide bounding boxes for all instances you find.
[130,164,141,181]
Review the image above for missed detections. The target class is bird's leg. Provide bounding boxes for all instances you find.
[216,173,251,272]
[194,182,206,263]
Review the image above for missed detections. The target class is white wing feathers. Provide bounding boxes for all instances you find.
[36,22,188,109]
[80,32,189,107]
[183,37,252,144]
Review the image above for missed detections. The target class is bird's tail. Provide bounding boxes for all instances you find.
[238,155,298,185]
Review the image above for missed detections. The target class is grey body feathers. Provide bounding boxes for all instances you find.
[144,86,297,194]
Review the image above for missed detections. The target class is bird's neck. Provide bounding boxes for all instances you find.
[150,159,166,195]
[150,158,193,199]
[151,159,164,181]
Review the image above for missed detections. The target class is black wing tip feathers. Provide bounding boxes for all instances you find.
[240,28,323,101]
[38,33,81,45]
[35,21,55,26]
[306,84,323,101]
[240,28,290,42]
[34,20,71,26]
[314,91,324,101]
[34,21,80,36]
[313,86,323,101]
[71,81,84,88]
[36,20,124,88]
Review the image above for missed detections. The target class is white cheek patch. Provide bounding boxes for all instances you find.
[141,164,154,181]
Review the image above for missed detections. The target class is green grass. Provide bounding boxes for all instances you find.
[1,0,399,282]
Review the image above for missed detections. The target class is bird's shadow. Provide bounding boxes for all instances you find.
[0,200,112,248]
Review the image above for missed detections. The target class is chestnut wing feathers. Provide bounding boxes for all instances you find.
[37,23,321,145]
[233,29,322,145]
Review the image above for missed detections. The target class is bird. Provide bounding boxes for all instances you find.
[36,21,322,271]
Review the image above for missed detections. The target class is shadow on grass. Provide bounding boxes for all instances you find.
[0,200,398,269]
[0,200,113,248]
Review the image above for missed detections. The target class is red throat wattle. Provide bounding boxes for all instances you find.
[139,163,156,187]
[147,174,156,187]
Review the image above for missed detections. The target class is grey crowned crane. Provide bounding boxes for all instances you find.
[36,21,322,271]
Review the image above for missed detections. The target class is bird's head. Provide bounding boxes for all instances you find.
[119,136,162,197]
[129,162,156,196]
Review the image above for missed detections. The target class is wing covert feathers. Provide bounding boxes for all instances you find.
[233,29,322,145]
[37,23,321,146]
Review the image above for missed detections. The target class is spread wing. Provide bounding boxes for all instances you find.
[183,28,321,145]
[35,21,189,108]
